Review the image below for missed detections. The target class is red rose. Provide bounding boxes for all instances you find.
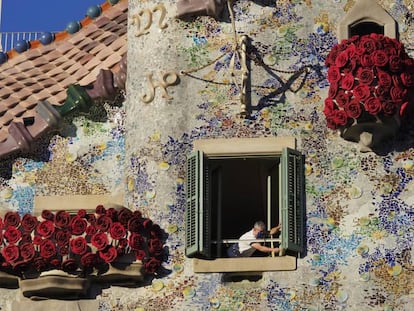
[80,252,97,268]
[358,36,377,54]
[55,229,71,246]
[21,214,38,232]
[328,82,338,98]
[404,58,414,71]
[60,245,69,256]
[135,249,146,261]
[128,216,143,233]
[377,69,392,87]
[4,226,21,244]
[86,225,97,237]
[389,55,402,72]
[55,211,71,228]
[91,232,109,250]
[2,245,19,263]
[40,239,56,259]
[360,54,374,67]
[96,215,112,231]
[150,224,163,239]
[364,97,382,115]
[357,68,374,85]
[325,115,338,130]
[50,258,61,268]
[20,243,35,262]
[87,214,96,224]
[323,97,336,116]
[390,85,407,103]
[106,208,118,221]
[400,101,410,117]
[374,85,390,99]
[41,210,54,221]
[335,90,350,108]
[332,109,348,126]
[342,58,357,74]
[95,205,106,215]
[372,50,389,67]
[70,236,88,255]
[149,238,163,257]
[4,211,20,228]
[36,220,55,238]
[20,233,32,243]
[62,259,78,273]
[143,219,153,229]
[326,46,339,66]
[99,246,118,263]
[328,66,341,84]
[144,257,161,274]
[109,222,126,240]
[400,72,414,88]
[335,50,349,68]
[118,208,133,226]
[33,257,47,271]
[382,101,397,115]
[70,216,87,235]
[33,235,43,245]
[77,209,87,218]
[129,232,144,250]
[340,73,355,90]
[344,99,363,119]
[118,238,128,248]
[352,84,371,101]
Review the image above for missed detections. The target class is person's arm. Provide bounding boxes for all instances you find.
[251,243,279,254]
[269,224,281,235]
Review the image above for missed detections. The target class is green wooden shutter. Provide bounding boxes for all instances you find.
[185,150,211,258]
[280,148,305,253]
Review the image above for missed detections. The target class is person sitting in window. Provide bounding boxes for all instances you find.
[227,221,281,257]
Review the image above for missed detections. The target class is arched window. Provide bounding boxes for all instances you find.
[338,0,397,40]
[349,21,384,37]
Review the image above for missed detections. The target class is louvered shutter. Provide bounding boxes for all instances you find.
[280,148,305,253]
[185,151,211,258]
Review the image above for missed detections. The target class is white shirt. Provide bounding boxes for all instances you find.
[238,229,257,257]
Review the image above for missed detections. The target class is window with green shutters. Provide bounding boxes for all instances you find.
[280,147,305,253]
[185,138,305,260]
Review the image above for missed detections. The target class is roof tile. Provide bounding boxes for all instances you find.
[0,0,128,158]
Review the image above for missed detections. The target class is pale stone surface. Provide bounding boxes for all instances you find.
[11,299,98,311]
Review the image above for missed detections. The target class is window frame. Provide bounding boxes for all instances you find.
[338,0,397,41]
[185,137,305,273]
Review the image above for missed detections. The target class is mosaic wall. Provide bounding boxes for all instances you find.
[2,0,414,310]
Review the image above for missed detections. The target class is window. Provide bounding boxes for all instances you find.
[185,137,305,272]
[349,21,384,37]
[337,0,397,41]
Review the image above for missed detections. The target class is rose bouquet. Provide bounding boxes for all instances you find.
[0,205,165,278]
[324,33,414,130]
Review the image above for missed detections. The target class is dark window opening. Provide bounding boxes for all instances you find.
[186,147,306,261]
[209,157,280,258]
[349,21,384,37]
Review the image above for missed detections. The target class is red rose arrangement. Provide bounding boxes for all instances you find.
[0,206,165,278]
[324,33,414,130]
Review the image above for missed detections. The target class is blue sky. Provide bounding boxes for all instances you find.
[1,0,103,32]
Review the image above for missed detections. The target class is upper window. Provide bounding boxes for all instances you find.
[185,137,305,272]
[349,21,384,37]
[338,0,397,41]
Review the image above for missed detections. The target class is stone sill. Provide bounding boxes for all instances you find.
[193,256,297,273]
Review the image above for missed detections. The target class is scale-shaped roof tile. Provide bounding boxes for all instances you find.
[0,0,128,158]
